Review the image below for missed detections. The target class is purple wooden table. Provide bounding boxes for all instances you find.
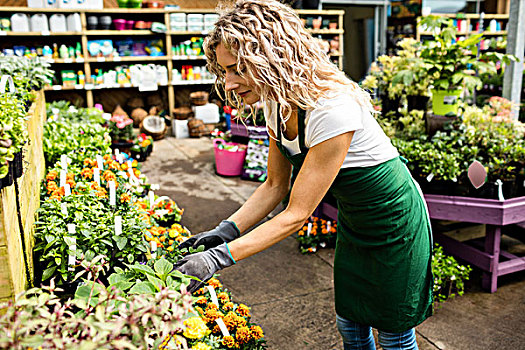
[315,195,525,293]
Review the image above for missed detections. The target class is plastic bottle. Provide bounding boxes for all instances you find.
[59,44,69,59]
[77,70,85,85]
[75,42,82,58]
[187,66,194,80]
[52,43,59,59]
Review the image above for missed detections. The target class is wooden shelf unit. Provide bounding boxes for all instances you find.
[0,7,345,116]
[416,13,509,41]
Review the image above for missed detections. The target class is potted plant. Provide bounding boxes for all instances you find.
[108,114,135,153]
[418,16,506,116]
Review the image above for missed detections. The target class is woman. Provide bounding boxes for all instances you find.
[175,1,433,348]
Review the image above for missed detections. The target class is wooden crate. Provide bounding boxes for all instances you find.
[0,90,46,302]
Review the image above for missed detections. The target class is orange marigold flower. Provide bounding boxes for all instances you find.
[133,168,141,177]
[222,302,234,311]
[121,162,129,171]
[205,303,218,311]
[211,324,221,334]
[217,292,230,304]
[208,278,222,289]
[195,287,205,295]
[221,336,236,348]
[90,182,99,190]
[66,173,74,180]
[236,304,250,318]
[81,168,94,180]
[194,306,204,315]
[235,326,252,344]
[66,179,76,189]
[120,193,131,203]
[108,160,119,171]
[223,311,246,331]
[195,296,208,306]
[204,308,222,323]
[103,154,112,161]
[47,181,58,194]
[83,158,94,168]
[250,325,264,340]
[46,170,58,181]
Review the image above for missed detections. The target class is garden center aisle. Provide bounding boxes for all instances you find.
[141,137,525,350]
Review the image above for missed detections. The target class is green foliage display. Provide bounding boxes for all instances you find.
[432,244,472,305]
[0,56,54,91]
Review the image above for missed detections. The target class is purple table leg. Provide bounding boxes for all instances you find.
[482,225,502,293]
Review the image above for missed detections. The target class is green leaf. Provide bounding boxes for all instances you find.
[154,258,173,279]
[129,263,155,276]
[41,266,57,281]
[108,273,127,285]
[129,281,156,295]
[146,274,165,291]
[114,236,128,250]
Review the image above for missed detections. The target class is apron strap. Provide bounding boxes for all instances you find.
[276,103,309,154]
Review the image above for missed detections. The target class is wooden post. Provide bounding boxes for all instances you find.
[482,225,502,293]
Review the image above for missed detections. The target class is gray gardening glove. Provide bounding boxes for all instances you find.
[178,220,240,251]
[174,243,236,293]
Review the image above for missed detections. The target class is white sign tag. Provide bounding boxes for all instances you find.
[326,221,331,232]
[68,236,77,271]
[207,286,219,306]
[150,240,157,259]
[426,173,435,182]
[64,183,71,196]
[115,148,120,157]
[149,191,155,209]
[108,181,116,206]
[307,223,312,237]
[114,216,122,235]
[60,170,67,188]
[215,318,230,337]
[67,224,76,234]
[94,168,100,186]
[61,154,68,171]
[61,203,68,216]
[96,155,104,170]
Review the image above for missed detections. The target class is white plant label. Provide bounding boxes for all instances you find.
[68,237,77,271]
[426,173,435,182]
[215,318,230,337]
[108,181,116,206]
[149,191,155,209]
[64,183,71,196]
[60,170,66,188]
[150,240,157,259]
[61,203,68,216]
[96,155,104,170]
[207,286,219,306]
[327,221,331,232]
[115,148,120,157]
[94,168,100,186]
[67,224,76,234]
[307,222,312,237]
[114,215,122,235]
[61,154,68,171]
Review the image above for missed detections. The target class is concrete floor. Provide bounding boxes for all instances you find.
[142,137,525,350]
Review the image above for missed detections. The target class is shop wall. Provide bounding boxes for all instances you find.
[0,0,217,8]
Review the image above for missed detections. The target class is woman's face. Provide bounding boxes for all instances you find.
[216,43,260,105]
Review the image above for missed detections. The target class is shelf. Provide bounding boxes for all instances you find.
[171,79,215,85]
[85,30,159,35]
[44,58,85,63]
[171,55,206,60]
[419,31,469,36]
[0,6,216,13]
[167,31,211,35]
[307,29,344,34]
[296,9,344,15]
[86,56,169,62]
[44,80,214,91]
[0,31,82,36]
[472,31,507,36]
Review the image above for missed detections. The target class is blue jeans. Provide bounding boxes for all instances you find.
[336,314,418,350]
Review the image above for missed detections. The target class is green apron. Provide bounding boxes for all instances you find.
[276,108,433,333]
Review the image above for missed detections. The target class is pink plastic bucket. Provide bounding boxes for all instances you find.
[213,139,247,177]
[113,19,127,30]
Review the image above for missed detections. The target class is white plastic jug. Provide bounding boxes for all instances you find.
[30,14,49,32]
[155,65,168,86]
[10,13,30,32]
[49,14,67,32]
[66,13,81,32]
[27,0,44,8]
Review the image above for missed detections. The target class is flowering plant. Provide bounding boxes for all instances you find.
[108,114,134,141]
[296,216,337,254]
[432,244,472,305]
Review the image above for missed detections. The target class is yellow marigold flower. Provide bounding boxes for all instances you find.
[81,168,93,179]
[205,303,218,311]
[223,311,245,331]
[235,326,252,344]
[194,306,204,316]
[195,287,205,295]
[182,317,210,340]
[83,158,94,168]
[204,308,223,323]
[103,154,112,161]
[217,292,230,304]
[191,342,212,350]
[250,325,264,340]
[211,324,221,335]
[236,304,250,318]
[221,336,236,348]
[133,168,141,177]
[121,162,129,171]
[222,302,234,311]
[120,193,131,203]
[66,173,74,180]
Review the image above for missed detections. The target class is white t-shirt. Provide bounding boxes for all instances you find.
[264,93,399,168]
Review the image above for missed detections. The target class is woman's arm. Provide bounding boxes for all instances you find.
[228,131,354,261]
[227,135,293,233]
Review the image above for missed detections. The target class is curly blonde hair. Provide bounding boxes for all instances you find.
[204,0,372,123]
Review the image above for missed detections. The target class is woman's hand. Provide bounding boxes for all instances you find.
[174,243,236,293]
[178,220,240,251]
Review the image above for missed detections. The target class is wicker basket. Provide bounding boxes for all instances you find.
[140,115,168,140]
[190,91,209,106]
[173,106,193,120]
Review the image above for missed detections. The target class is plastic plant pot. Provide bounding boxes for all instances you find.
[125,20,135,30]
[113,19,127,30]
[431,89,462,116]
[116,0,128,8]
[128,0,142,8]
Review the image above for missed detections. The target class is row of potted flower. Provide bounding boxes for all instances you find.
[0,101,267,349]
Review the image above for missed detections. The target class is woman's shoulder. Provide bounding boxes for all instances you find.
[311,91,368,115]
